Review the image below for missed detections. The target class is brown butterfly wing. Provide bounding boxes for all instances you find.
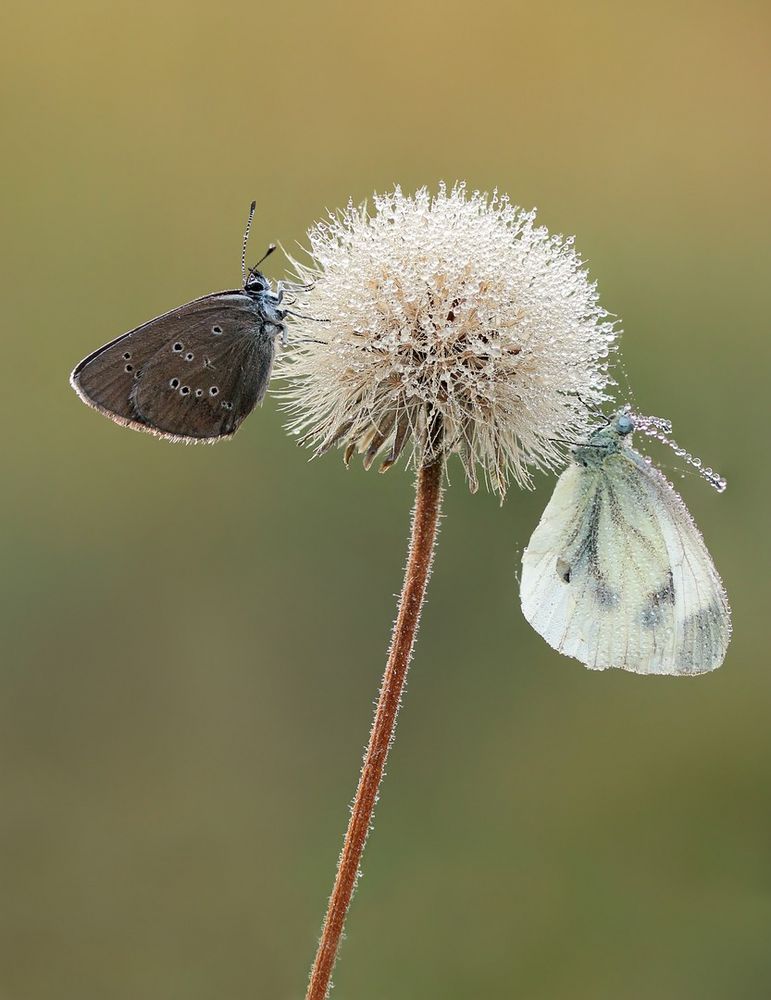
[131,309,276,441]
[71,292,276,442]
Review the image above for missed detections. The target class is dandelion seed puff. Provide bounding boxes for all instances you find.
[277,183,617,497]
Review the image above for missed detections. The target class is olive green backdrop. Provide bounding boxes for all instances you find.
[2,1,769,997]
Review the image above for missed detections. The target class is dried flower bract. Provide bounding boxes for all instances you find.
[278,183,616,496]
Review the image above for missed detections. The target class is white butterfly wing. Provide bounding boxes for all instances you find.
[640,458,731,673]
[520,452,730,675]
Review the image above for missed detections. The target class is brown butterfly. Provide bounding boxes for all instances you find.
[70,203,292,443]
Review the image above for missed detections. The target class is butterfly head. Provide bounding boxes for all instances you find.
[245,268,271,295]
[244,263,289,335]
[574,408,637,467]
[243,238,277,296]
[612,410,635,437]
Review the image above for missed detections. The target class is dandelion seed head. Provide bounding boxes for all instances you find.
[277,183,617,496]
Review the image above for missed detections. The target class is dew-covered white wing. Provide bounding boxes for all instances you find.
[520,451,731,675]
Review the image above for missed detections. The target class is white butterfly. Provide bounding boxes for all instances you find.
[520,409,731,675]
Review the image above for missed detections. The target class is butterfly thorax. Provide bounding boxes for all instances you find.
[573,427,624,470]
[572,411,636,470]
[244,273,287,332]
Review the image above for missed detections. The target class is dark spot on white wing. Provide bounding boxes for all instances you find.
[641,572,675,629]
[212,325,222,335]
[180,385,190,395]
[184,352,194,361]
[169,378,180,389]
[653,572,675,605]
[594,581,619,608]
[556,557,571,583]
[641,605,662,629]
[678,601,726,673]
[209,386,219,396]
[172,342,183,352]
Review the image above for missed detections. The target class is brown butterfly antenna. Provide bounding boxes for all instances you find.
[241,201,277,281]
[252,244,277,270]
[241,201,257,283]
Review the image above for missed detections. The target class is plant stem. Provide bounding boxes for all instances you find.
[305,457,445,1000]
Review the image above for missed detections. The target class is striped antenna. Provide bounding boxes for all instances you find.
[241,201,257,284]
[627,406,727,493]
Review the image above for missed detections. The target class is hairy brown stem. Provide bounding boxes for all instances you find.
[305,458,445,1000]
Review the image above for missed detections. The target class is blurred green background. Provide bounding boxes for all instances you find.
[2,1,769,997]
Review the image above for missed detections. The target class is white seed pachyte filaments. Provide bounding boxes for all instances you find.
[278,184,617,497]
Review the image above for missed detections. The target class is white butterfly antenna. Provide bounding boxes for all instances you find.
[241,200,257,284]
[626,406,727,493]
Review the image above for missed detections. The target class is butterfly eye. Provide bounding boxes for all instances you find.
[124,364,133,373]
[209,386,219,396]
[122,352,131,360]
[222,401,233,410]
[247,274,267,292]
[184,352,194,362]
[169,378,180,389]
[195,389,203,398]
[180,386,190,395]
[172,342,183,352]
[212,325,223,335]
